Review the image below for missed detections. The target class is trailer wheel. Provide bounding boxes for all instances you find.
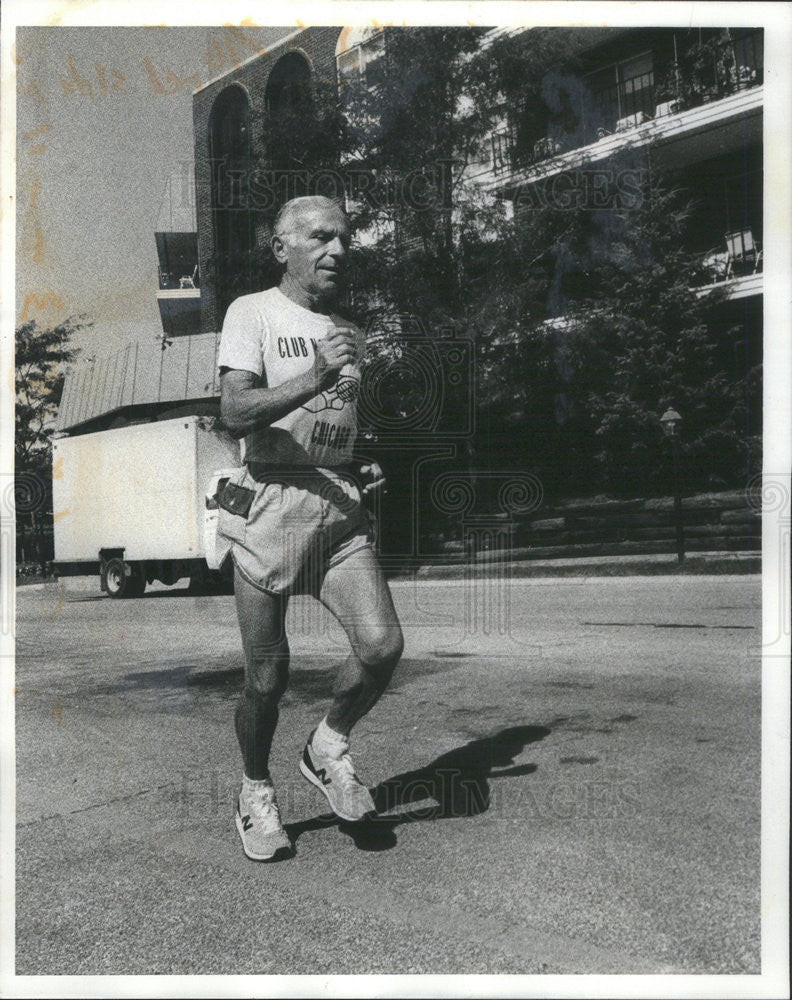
[102,558,145,599]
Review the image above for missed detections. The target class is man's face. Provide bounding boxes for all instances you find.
[277,205,351,302]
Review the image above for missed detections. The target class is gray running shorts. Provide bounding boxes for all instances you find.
[217,464,374,596]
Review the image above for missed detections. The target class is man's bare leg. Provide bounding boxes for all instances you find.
[233,567,290,780]
[298,545,403,820]
[318,546,404,735]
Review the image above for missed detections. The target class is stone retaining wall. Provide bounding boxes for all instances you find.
[439,489,760,561]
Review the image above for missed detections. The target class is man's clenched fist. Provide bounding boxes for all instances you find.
[312,327,357,389]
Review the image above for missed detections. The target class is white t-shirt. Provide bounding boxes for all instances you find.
[217,286,365,467]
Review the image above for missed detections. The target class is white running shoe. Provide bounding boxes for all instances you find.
[299,732,377,822]
[235,781,292,861]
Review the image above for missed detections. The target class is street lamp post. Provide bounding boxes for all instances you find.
[660,408,685,563]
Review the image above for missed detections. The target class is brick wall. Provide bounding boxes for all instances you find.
[192,27,343,332]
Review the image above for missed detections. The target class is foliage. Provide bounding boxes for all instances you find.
[229,27,760,502]
[15,316,85,472]
[528,167,755,495]
[661,30,747,109]
[336,27,491,317]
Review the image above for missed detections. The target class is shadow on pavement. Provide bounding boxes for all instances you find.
[66,586,233,604]
[285,724,550,853]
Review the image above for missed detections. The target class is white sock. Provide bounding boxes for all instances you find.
[313,717,349,754]
[242,773,273,793]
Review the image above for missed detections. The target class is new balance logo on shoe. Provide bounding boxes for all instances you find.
[303,746,331,785]
[299,738,377,823]
[235,788,292,862]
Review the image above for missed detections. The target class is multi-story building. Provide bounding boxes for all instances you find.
[58,25,763,460]
[472,26,763,384]
[52,24,763,572]
[480,28,762,285]
[191,27,343,334]
[56,27,346,435]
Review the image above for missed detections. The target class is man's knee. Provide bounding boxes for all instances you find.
[244,673,289,707]
[358,626,404,677]
[245,647,290,703]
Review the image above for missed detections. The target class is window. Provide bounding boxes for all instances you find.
[584,50,655,127]
[265,52,313,117]
[336,28,385,83]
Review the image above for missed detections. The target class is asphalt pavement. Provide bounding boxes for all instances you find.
[13,574,761,976]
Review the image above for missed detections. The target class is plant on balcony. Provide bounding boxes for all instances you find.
[711,33,741,96]
[731,64,757,91]
[679,30,737,106]
[653,61,685,112]
[683,44,717,105]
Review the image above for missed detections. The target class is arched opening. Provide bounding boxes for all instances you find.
[209,84,253,319]
[263,52,315,171]
[335,27,385,81]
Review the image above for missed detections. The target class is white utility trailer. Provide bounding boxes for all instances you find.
[52,415,240,597]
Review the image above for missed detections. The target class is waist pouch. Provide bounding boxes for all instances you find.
[217,479,255,518]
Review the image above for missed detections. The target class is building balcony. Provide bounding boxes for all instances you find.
[695,271,763,301]
[485,83,762,192]
[485,30,763,192]
[696,228,763,300]
[157,283,202,338]
[536,228,763,337]
[155,230,200,338]
[155,164,201,337]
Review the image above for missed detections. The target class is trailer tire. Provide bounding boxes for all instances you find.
[102,558,145,599]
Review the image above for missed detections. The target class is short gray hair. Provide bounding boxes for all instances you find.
[273,196,346,239]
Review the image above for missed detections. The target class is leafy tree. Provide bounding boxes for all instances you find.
[336,28,759,500]
[15,316,85,471]
[337,26,500,322]
[222,27,759,508]
[14,316,85,570]
[331,27,599,509]
[539,165,756,496]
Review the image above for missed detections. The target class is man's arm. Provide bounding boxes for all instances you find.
[220,327,357,438]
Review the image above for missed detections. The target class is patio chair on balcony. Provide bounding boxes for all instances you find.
[616,109,650,131]
[724,229,762,278]
[179,265,199,290]
[532,136,563,161]
[654,98,681,118]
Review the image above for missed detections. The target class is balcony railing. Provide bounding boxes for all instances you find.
[491,126,570,173]
[491,126,517,174]
[158,264,200,291]
[701,227,763,285]
[490,30,763,175]
[591,71,657,137]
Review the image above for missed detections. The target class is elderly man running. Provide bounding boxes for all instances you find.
[217,196,404,861]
